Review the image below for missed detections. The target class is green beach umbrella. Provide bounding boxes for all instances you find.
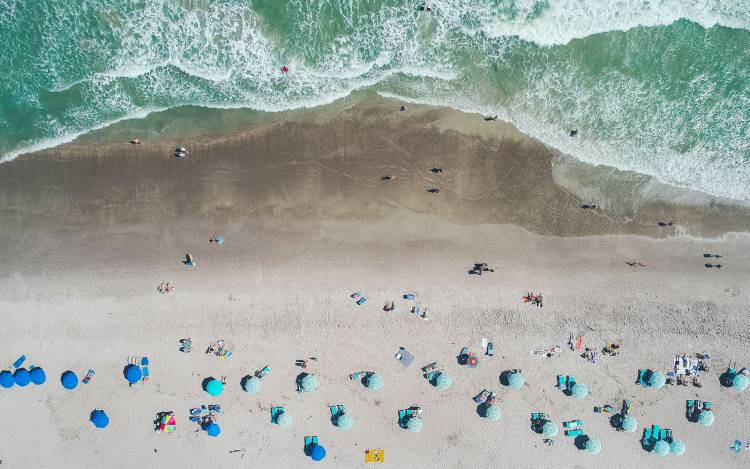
[585,438,602,455]
[698,410,714,427]
[406,416,423,433]
[648,371,666,389]
[621,415,637,433]
[670,439,686,456]
[571,383,588,400]
[485,405,502,422]
[276,412,293,428]
[337,413,354,431]
[300,374,319,392]
[434,373,453,390]
[542,421,558,437]
[732,374,749,391]
[507,372,524,390]
[366,373,384,391]
[653,440,670,456]
[243,376,261,394]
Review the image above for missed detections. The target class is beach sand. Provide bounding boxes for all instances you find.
[1,96,749,468]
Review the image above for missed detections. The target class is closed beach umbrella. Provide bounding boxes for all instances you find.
[90,410,109,429]
[0,370,14,388]
[206,379,224,396]
[406,416,423,433]
[159,414,176,433]
[434,373,453,390]
[485,405,502,422]
[301,374,319,392]
[243,376,261,394]
[621,415,637,433]
[571,383,588,400]
[29,367,46,385]
[507,372,524,390]
[542,421,559,437]
[61,370,78,390]
[653,440,670,456]
[310,444,327,461]
[13,368,31,387]
[277,412,293,428]
[732,374,749,391]
[698,410,714,427]
[670,439,686,456]
[648,371,666,389]
[124,364,142,384]
[204,421,220,437]
[585,438,602,455]
[337,413,354,431]
[366,373,384,391]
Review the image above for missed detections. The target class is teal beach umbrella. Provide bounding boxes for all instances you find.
[366,373,384,391]
[621,415,637,433]
[585,438,602,455]
[485,405,502,422]
[434,373,452,390]
[337,413,354,431]
[698,410,714,427]
[571,383,588,399]
[406,416,423,433]
[653,440,670,456]
[301,374,319,392]
[507,372,524,390]
[670,439,686,456]
[542,421,558,437]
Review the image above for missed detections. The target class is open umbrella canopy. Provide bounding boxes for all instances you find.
[585,438,602,455]
[653,440,670,456]
[698,410,714,427]
[277,412,293,428]
[621,415,637,433]
[337,413,354,431]
[300,374,319,392]
[406,416,423,433]
[159,414,176,433]
[434,373,453,390]
[123,364,142,384]
[0,370,13,389]
[243,376,261,394]
[670,439,686,456]
[61,371,78,390]
[90,410,109,429]
[206,379,224,396]
[366,373,384,391]
[733,374,749,391]
[310,444,326,461]
[648,371,666,389]
[485,405,502,422]
[13,368,31,387]
[542,421,559,437]
[29,367,46,385]
[507,372,524,390]
[204,422,220,437]
[571,383,588,400]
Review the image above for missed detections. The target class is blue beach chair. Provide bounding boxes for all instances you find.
[557,375,566,388]
[565,429,583,437]
[637,369,650,386]
[271,406,284,423]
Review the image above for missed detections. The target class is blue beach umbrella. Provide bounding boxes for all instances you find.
[406,416,423,433]
[14,368,31,387]
[698,410,714,427]
[732,374,749,391]
[123,364,142,384]
[621,415,637,433]
[542,421,559,437]
[337,413,354,431]
[300,374,319,392]
[366,373,384,391]
[0,370,13,389]
[571,383,588,400]
[29,367,46,385]
[243,376,261,394]
[585,438,602,455]
[670,439,686,456]
[653,440,670,456]
[206,379,224,396]
[507,371,524,390]
[648,371,666,389]
[310,444,326,461]
[204,421,221,437]
[434,373,453,390]
[90,409,109,429]
[485,405,502,422]
[61,370,78,390]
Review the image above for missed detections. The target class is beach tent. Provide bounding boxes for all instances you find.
[698,410,714,427]
[507,371,524,390]
[123,364,142,384]
[542,421,559,437]
[337,413,354,431]
[204,421,220,437]
[670,439,685,456]
[571,383,588,400]
[159,414,176,433]
[277,412,293,428]
[366,373,384,391]
[0,370,14,389]
[406,416,423,433]
[621,415,637,433]
[648,371,666,389]
[90,410,109,429]
[310,445,327,461]
[732,374,749,391]
[206,379,224,396]
[61,370,78,390]
[434,373,453,390]
[29,367,46,385]
[243,376,261,394]
[300,374,319,392]
[585,438,602,455]
[13,368,31,387]
[653,440,670,456]
[485,405,502,422]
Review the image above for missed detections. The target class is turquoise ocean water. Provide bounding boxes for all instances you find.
[1,0,749,201]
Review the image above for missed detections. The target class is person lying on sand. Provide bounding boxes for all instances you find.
[129,138,141,144]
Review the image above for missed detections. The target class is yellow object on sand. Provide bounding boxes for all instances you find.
[365,449,384,463]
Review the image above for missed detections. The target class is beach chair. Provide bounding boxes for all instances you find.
[351,291,362,299]
[304,436,319,455]
[11,355,26,370]
[350,371,364,381]
[257,366,271,379]
[486,342,494,356]
[563,420,582,429]
[703,402,712,410]
[424,371,438,381]
[365,449,385,463]
[395,348,414,367]
[664,428,672,442]
[636,369,650,386]
[474,390,490,404]
[271,406,284,423]
[651,425,661,442]
[530,412,547,421]
[641,427,652,446]
[398,410,408,427]
[566,376,576,392]
[357,297,366,305]
[82,369,95,384]
[403,294,415,300]
[565,429,584,437]
[556,375,565,388]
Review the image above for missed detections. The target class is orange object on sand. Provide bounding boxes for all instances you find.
[365,449,384,463]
